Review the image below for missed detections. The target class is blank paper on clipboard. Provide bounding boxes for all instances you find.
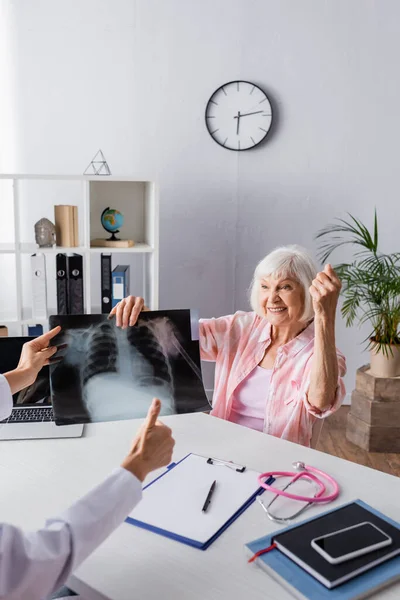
[126,453,262,549]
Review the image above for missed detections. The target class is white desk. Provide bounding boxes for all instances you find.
[0,413,399,600]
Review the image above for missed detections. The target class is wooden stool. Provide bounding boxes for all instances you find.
[346,365,400,452]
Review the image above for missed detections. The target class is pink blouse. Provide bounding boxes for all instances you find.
[199,311,346,447]
[229,366,272,432]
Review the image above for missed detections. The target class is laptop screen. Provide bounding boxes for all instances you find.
[0,337,51,406]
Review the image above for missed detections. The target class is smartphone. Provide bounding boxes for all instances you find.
[311,522,392,564]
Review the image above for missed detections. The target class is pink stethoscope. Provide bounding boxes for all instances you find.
[256,461,340,523]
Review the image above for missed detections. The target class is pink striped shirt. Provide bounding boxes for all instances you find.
[199,311,346,447]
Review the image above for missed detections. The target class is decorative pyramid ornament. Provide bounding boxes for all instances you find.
[83,149,111,176]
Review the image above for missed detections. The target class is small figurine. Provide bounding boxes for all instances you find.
[83,149,111,176]
[34,218,56,247]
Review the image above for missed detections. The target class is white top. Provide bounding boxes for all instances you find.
[0,376,142,600]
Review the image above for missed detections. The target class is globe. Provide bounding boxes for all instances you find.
[101,207,124,240]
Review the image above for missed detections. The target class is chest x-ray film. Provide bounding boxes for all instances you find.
[49,310,210,425]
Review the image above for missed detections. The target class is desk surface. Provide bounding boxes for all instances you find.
[0,413,399,600]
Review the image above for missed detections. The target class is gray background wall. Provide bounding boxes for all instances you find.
[1,0,400,395]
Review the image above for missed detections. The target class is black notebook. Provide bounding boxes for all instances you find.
[273,502,400,589]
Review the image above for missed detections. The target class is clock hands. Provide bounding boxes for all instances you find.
[233,110,267,137]
[234,110,264,118]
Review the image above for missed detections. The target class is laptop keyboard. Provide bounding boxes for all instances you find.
[7,407,54,423]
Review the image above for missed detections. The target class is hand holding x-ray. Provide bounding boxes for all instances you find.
[108,295,149,328]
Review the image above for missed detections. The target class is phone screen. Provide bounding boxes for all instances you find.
[314,523,391,559]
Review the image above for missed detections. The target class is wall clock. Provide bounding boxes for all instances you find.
[205,81,273,151]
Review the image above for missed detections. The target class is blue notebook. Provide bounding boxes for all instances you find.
[245,500,400,600]
[126,453,268,550]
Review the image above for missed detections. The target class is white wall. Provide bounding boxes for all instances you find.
[1,0,400,394]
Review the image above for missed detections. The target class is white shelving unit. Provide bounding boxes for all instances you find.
[0,175,159,335]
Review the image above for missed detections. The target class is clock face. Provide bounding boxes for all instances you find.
[205,81,273,151]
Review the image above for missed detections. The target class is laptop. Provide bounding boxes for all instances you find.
[0,336,84,440]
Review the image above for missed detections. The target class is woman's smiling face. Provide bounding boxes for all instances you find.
[258,275,305,327]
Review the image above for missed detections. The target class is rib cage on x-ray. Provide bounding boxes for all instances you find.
[126,321,175,396]
[80,319,177,421]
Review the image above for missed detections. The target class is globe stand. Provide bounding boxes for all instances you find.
[90,238,135,248]
[107,231,121,242]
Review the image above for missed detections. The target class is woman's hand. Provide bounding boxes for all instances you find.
[309,264,341,321]
[108,295,148,328]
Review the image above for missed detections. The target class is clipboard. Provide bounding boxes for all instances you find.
[125,453,270,550]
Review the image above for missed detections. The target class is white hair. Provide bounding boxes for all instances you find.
[249,245,317,322]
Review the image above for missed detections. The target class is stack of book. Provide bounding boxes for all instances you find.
[245,500,400,600]
[54,205,79,247]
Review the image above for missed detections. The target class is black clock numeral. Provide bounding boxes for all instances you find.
[210,129,220,135]
[223,138,228,147]
[222,87,227,96]
[250,86,255,95]
[259,98,267,104]
[259,127,268,133]
[251,136,256,145]
[206,115,215,118]
[210,99,218,106]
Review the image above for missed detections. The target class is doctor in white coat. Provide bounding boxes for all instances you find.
[0,327,175,600]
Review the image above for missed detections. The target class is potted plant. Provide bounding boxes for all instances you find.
[316,210,400,378]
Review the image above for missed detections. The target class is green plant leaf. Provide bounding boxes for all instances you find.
[373,208,378,252]
[315,210,400,353]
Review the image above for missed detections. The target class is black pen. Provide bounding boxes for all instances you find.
[202,480,217,513]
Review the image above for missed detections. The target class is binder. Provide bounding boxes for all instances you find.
[31,253,47,320]
[67,253,84,314]
[28,324,44,336]
[126,453,264,550]
[56,253,69,315]
[112,265,130,308]
[245,500,400,600]
[101,253,112,313]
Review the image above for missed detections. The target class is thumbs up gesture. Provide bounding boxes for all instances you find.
[121,398,175,481]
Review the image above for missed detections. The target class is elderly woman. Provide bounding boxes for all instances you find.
[111,245,346,447]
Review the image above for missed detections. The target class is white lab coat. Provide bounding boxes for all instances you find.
[0,374,142,600]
